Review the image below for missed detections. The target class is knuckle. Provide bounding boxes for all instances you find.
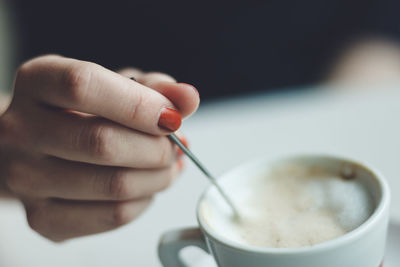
[111,202,134,227]
[107,170,132,200]
[80,123,114,161]
[61,62,94,104]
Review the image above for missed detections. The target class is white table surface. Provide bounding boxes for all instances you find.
[1,86,400,267]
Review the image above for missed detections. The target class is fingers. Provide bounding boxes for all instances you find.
[118,68,199,118]
[16,55,183,135]
[6,157,179,201]
[6,56,195,242]
[25,107,177,168]
[145,82,199,118]
[24,198,152,241]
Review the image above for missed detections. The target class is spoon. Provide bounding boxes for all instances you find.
[128,78,240,219]
[168,133,240,219]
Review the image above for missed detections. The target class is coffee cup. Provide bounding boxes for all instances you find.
[158,155,390,267]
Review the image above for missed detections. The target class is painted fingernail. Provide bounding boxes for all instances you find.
[177,136,189,157]
[178,83,199,97]
[158,108,182,132]
[130,77,136,81]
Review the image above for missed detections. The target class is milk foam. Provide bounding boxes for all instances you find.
[201,164,375,248]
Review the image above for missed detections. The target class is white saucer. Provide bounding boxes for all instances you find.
[187,220,400,267]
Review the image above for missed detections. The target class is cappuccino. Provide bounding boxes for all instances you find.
[201,162,375,248]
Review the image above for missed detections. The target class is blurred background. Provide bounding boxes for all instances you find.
[1,0,400,99]
[1,1,400,266]
[0,0,16,97]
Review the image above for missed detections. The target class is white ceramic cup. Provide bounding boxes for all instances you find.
[158,155,390,267]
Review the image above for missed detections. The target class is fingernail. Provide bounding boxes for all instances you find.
[177,136,189,157]
[130,77,136,81]
[178,83,199,97]
[158,108,182,132]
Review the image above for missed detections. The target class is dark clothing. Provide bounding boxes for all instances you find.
[12,0,400,99]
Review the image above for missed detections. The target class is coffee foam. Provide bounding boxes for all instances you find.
[200,163,375,248]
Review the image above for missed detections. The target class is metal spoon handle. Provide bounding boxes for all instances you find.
[169,133,240,218]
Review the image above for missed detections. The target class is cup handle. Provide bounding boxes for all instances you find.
[158,227,210,267]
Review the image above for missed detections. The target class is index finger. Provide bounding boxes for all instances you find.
[16,55,184,135]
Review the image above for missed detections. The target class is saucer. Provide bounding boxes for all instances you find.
[188,221,400,267]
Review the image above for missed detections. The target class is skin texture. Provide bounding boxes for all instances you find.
[0,55,199,242]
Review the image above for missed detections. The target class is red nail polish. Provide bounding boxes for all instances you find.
[178,83,199,97]
[158,108,182,132]
[177,136,189,157]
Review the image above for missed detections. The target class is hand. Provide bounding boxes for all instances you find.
[0,55,199,241]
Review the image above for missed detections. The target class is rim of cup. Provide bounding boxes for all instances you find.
[196,154,391,255]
